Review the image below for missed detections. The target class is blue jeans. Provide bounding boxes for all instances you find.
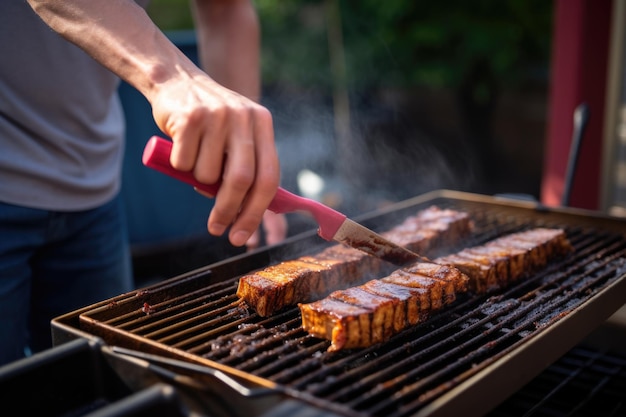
[0,194,133,366]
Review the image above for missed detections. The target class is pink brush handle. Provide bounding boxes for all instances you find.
[142,136,346,241]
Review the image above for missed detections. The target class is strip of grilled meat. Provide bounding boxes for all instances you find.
[299,228,573,351]
[300,263,469,351]
[435,227,573,293]
[237,206,473,317]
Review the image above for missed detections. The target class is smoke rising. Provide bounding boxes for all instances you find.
[264,88,481,220]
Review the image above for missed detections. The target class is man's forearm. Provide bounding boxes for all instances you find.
[27,0,201,102]
[192,0,261,102]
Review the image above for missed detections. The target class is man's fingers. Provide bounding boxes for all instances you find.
[193,108,227,185]
[245,212,288,251]
[208,110,256,243]
[263,211,288,245]
[167,109,203,172]
[225,107,278,246]
[245,229,261,251]
[194,187,215,199]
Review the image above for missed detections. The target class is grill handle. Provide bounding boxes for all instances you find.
[561,102,589,207]
[142,136,346,240]
[101,346,289,417]
[107,346,276,398]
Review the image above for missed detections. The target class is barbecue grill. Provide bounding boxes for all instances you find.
[29,190,626,416]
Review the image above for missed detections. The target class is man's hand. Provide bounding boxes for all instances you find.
[194,187,288,250]
[246,210,288,251]
[151,75,280,247]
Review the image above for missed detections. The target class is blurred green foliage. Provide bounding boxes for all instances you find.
[343,0,552,89]
[147,0,553,90]
[146,0,194,31]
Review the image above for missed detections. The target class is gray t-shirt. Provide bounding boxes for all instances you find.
[0,1,147,211]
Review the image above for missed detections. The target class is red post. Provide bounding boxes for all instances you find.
[541,0,612,209]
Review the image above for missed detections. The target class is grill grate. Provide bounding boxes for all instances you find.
[59,193,626,417]
[488,346,626,416]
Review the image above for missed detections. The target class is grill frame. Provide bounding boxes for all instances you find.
[487,343,626,416]
[51,190,626,417]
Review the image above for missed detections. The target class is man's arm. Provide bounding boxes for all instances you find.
[191,0,287,248]
[27,0,280,248]
[192,0,261,101]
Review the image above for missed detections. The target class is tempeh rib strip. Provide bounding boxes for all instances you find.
[300,263,469,351]
[299,227,573,351]
[435,227,573,293]
[237,206,473,317]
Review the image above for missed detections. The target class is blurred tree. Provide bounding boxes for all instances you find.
[146,0,554,199]
[146,0,193,30]
[339,0,552,90]
[147,0,552,93]
[255,0,332,88]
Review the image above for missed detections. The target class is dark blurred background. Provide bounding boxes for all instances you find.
[123,0,554,283]
[148,0,552,202]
